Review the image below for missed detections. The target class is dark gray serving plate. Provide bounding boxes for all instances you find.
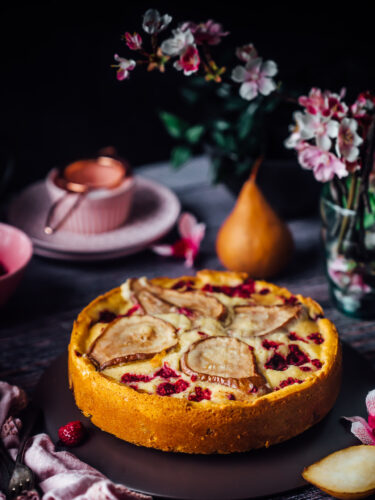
[34,343,375,500]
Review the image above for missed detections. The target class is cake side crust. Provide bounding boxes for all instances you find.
[68,270,342,454]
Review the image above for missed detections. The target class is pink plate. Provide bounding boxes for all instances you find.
[8,176,180,261]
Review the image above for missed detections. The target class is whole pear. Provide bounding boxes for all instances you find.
[216,170,294,278]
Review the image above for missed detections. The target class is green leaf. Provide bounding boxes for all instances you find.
[159,112,188,139]
[235,159,252,175]
[213,120,231,131]
[170,146,192,168]
[212,130,227,149]
[185,125,205,144]
[212,131,236,152]
[216,84,231,98]
[237,111,254,140]
[263,95,280,113]
[180,87,199,104]
[224,98,246,112]
[189,76,207,88]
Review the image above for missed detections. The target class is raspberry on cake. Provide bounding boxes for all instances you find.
[68,270,342,454]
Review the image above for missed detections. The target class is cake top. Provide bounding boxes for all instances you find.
[81,271,329,404]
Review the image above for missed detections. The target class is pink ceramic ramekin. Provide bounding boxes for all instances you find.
[0,223,33,306]
[45,168,135,234]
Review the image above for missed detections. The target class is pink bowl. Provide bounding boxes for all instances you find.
[0,223,33,306]
[46,168,135,234]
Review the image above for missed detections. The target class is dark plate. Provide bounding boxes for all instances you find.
[34,343,375,500]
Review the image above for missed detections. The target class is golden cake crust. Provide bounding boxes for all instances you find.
[68,270,342,454]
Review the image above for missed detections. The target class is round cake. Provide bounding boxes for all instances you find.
[68,270,342,454]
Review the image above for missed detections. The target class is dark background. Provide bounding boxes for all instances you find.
[1,1,375,195]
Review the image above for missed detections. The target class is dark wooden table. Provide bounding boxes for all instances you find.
[1,157,375,500]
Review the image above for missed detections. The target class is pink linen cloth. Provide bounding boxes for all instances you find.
[0,381,151,500]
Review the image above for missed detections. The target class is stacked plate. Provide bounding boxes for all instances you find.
[8,177,180,261]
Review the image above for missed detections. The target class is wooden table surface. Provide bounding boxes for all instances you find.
[1,157,375,500]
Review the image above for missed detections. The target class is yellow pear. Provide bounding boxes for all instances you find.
[216,163,293,278]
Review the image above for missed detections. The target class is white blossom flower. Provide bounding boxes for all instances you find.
[113,54,136,81]
[142,9,172,35]
[299,113,339,151]
[336,118,363,162]
[231,58,277,101]
[284,111,306,149]
[161,28,195,56]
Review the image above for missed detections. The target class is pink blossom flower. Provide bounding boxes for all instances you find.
[124,32,142,51]
[328,256,371,293]
[174,45,200,76]
[113,54,136,81]
[336,118,363,162]
[182,20,229,45]
[152,213,205,267]
[142,9,172,35]
[351,91,375,117]
[298,144,348,182]
[299,88,348,119]
[231,58,278,101]
[298,88,326,115]
[323,89,348,119]
[160,28,195,56]
[235,43,258,63]
[344,389,375,445]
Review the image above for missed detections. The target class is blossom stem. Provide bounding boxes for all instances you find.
[151,34,158,53]
[337,174,358,255]
[332,177,345,207]
[201,44,219,80]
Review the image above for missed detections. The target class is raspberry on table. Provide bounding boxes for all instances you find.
[58,420,86,447]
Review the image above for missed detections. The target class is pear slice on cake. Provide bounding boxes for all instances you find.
[231,304,301,337]
[302,445,375,499]
[181,336,269,395]
[88,315,177,370]
[130,278,227,320]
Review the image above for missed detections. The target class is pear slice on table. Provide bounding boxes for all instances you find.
[302,445,375,499]
[88,315,177,370]
[181,336,269,394]
[231,304,301,337]
[130,278,227,320]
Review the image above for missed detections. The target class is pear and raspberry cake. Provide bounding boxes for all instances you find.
[68,270,342,454]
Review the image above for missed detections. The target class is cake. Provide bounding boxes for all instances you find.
[68,270,342,454]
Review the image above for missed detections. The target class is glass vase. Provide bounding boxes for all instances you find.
[320,184,375,318]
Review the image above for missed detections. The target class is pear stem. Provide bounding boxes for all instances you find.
[249,155,264,183]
